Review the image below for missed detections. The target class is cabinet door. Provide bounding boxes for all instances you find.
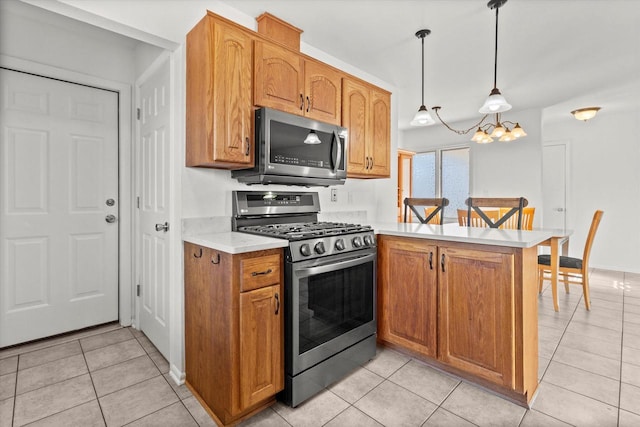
[378,236,438,358]
[304,60,342,125]
[211,23,253,166]
[439,246,515,388]
[186,18,253,168]
[369,89,391,177]
[239,284,283,408]
[254,41,304,115]
[342,78,369,176]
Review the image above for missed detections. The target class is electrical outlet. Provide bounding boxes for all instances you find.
[330,188,338,202]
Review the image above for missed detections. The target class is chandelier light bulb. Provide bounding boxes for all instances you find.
[511,123,526,138]
[471,127,485,142]
[490,123,506,138]
[499,130,514,142]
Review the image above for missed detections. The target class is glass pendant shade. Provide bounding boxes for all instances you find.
[479,88,512,114]
[303,130,321,145]
[499,130,514,142]
[410,105,435,126]
[490,123,506,138]
[511,123,526,138]
[471,127,485,142]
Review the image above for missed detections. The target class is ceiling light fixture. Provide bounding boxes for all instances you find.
[428,0,526,143]
[571,107,601,121]
[410,29,435,126]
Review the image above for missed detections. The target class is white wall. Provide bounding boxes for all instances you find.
[400,108,543,225]
[544,109,640,273]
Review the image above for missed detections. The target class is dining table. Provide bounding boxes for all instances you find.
[536,228,573,311]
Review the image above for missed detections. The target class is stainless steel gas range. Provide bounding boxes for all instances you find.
[232,191,377,407]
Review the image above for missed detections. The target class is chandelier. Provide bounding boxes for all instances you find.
[417,0,526,143]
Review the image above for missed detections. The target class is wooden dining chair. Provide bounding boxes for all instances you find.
[457,209,500,227]
[465,197,528,229]
[500,207,535,230]
[403,198,449,225]
[538,210,604,310]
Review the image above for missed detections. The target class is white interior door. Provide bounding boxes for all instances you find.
[137,58,171,358]
[0,68,119,347]
[542,142,568,230]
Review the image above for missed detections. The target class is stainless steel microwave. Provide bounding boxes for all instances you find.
[232,108,347,187]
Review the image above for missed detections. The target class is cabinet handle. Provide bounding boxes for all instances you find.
[306,96,310,112]
[211,253,220,264]
[300,94,304,110]
[429,252,433,270]
[369,156,374,169]
[274,292,280,315]
[251,268,273,277]
[245,137,250,156]
[365,157,370,169]
[194,248,203,258]
[441,253,446,272]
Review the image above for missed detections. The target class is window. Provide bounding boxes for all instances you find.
[412,147,470,221]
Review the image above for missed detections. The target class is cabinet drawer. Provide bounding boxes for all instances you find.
[240,254,281,291]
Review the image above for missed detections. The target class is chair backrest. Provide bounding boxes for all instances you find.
[457,209,501,227]
[424,207,442,225]
[582,210,604,270]
[404,198,449,224]
[465,197,528,229]
[500,207,535,230]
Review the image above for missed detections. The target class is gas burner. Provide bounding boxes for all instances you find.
[238,221,372,241]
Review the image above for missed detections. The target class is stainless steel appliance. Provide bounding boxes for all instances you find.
[231,108,347,187]
[232,191,376,407]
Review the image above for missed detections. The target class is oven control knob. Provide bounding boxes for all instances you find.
[314,241,326,255]
[352,236,363,248]
[300,244,312,257]
[335,239,345,251]
[363,235,374,246]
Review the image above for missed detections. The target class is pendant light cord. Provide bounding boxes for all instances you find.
[493,6,499,90]
[421,33,425,106]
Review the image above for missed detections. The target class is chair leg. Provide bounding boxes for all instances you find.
[538,268,544,294]
[583,272,591,310]
[563,272,570,293]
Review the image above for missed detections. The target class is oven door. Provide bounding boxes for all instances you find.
[285,248,376,376]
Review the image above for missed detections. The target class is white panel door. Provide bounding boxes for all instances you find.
[0,68,119,347]
[542,143,568,230]
[137,59,171,358]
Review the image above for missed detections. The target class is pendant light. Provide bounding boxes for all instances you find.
[429,0,526,143]
[479,0,512,114]
[410,29,435,126]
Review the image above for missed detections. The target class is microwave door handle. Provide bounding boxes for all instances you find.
[332,130,342,173]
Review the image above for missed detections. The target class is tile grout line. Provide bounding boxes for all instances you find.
[81,340,108,427]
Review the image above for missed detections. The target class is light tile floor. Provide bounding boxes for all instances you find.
[1,268,639,426]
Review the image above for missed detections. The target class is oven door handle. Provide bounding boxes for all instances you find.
[296,253,375,278]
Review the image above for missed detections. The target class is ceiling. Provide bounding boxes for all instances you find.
[221,0,640,129]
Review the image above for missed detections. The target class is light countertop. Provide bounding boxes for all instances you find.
[371,222,554,248]
[183,232,288,254]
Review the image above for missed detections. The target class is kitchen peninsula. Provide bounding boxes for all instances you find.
[373,223,553,407]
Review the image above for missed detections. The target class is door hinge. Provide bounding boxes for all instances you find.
[137,196,140,209]
[136,108,141,120]
[136,284,141,297]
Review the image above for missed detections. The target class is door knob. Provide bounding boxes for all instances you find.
[106,198,116,206]
[105,214,117,223]
[155,222,169,232]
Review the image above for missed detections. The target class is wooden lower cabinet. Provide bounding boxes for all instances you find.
[378,237,437,358]
[377,235,539,406]
[184,243,284,426]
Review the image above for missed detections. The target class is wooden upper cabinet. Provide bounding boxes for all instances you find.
[304,60,342,125]
[254,41,304,116]
[254,41,342,125]
[378,236,438,358]
[438,246,515,388]
[342,78,391,178]
[186,15,254,169]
